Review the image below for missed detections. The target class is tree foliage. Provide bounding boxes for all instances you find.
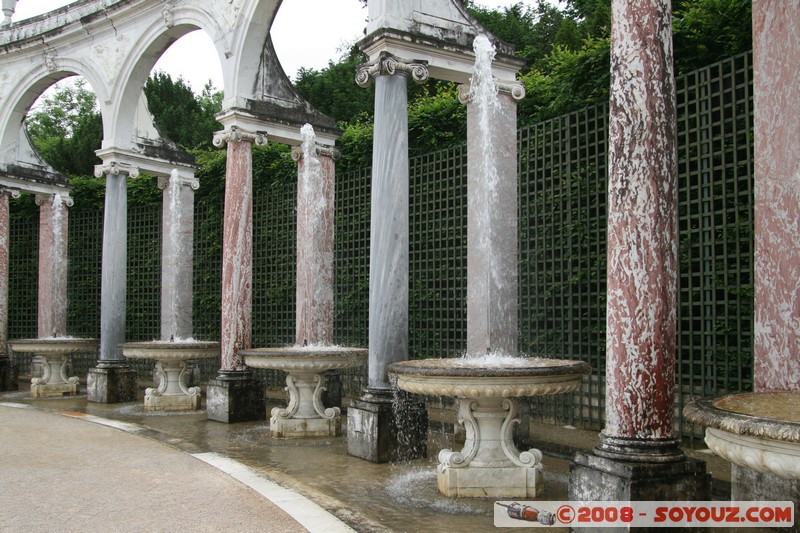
[26,78,102,176]
[143,71,222,150]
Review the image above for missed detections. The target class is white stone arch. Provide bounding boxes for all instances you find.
[0,59,109,177]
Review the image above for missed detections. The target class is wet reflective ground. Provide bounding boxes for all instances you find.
[0,390,576,532]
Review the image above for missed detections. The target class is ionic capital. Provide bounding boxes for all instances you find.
[457,80,526,104]
[157,173,200,191]
[212,125,268,148]
[94,161,140,179]
[0,187,21,200]
[355,53,429,88]
[291,144,341,162]
[34,192,74,207]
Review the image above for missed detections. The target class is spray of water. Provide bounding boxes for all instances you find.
[296,124,331,346]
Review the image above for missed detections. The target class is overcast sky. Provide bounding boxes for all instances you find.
[14,0,531,93]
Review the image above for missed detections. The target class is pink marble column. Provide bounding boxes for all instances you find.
[36,192,71,339]
[753,1,800,392]
[215,126,265,371]
[292,144,336,346]
[0,189,14,356]
[599,0,680,459]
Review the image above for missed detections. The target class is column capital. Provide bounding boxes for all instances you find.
[34,192,74,207]
[94,161,140,179]
[212,125,268,148]
[157,173,200,191]
[457,79,526,104]
[0,187,21,200]
[355,52,429,88]
[291,144,341,162]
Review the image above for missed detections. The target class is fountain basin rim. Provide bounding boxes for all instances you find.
[684,392,800,444]
[392,371,583,398]
[240,347,368,357]
[8,338,98,353]
[121,341,220,360]
[242,347,367,372]
[388,357,590,378]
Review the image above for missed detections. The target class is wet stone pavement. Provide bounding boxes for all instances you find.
[0,389,737,533]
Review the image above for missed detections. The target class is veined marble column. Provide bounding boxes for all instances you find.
[347,54,429,462]
[753,1,800,392]
[570,0,709,504]
[36,192,72,339]
[292,141,337,346]
[736,0,800,513]
[459,81,524,357]
[158,171,198,341]
[206,124,267,423]
[0,187,19,390]
[87,162,138,403]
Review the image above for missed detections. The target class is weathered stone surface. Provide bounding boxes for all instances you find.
[569,453,711,513]
[206,371,265,424]
[0,355,13,391]
[732,465,799,533]
[347,390,427,463]
[752,0,800,391]
[86,362,137,404]
[604,0,678,443]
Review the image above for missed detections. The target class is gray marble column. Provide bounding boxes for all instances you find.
[347,54,429,462]
[87,162,138,403]
[354,53,427,390]
[158,171,198,341]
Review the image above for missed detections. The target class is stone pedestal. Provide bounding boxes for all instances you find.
[570,452,710,502]
[733,465,799,533]
[270,372,341,438]
[437,397,543,498]
[87,361,137,403]
[206,371,265,424]
[347,388,427,463]
[31,354,79,397]
[0,355,14,391]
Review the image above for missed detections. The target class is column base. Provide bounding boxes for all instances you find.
[206,370,265,423]
[144,391,201,411]
[271,416,340,438]
[346,388,427,463]
[570,449,710,502]
[439,463,542,498]
[732,464,799,533]
[0,355,16,391]
[87,361,137,403]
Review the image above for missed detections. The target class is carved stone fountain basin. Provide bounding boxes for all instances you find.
[9,338,98,397]
[243,346,367,438]
[122,341,219,411]
[389,356,590,498]
[684,391,800,480]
